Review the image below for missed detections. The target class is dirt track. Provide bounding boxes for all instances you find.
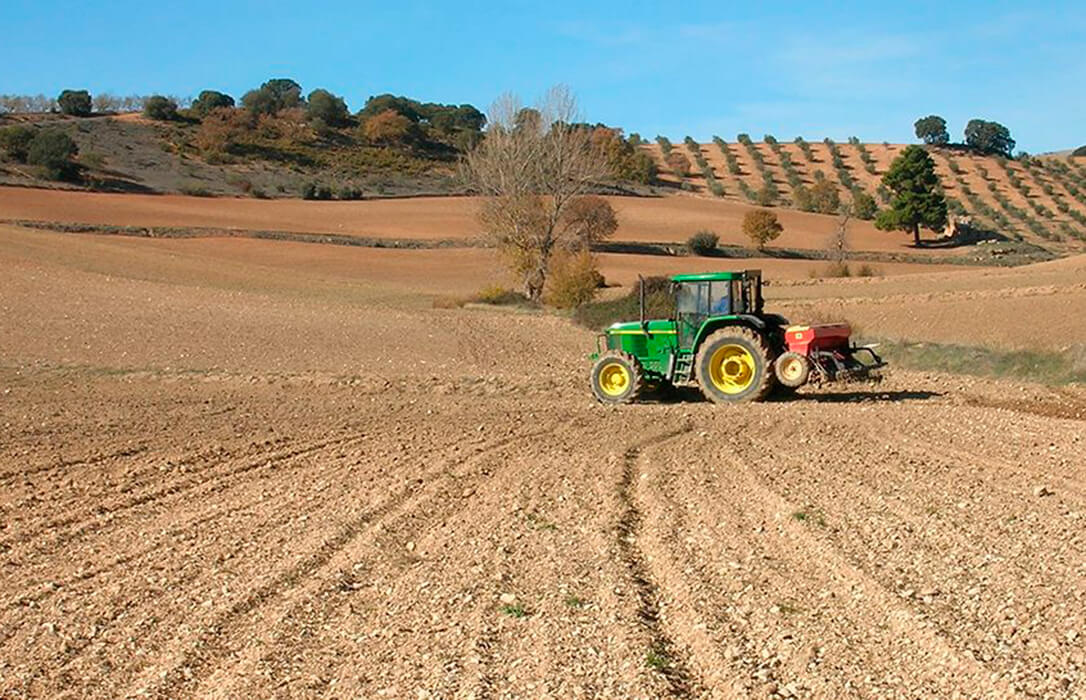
[2,222,1085,698]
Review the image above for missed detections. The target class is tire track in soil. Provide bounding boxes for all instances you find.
[704,434,1020,698]
[7,426,492,690]
[233,423,562,699]
[2,435,394,693]
[8,421,501,694]
[0,437,290,550]
[144,426,553,700]
[738,425,1082,696]
[617,424,704,699]
[0,434,361,554]
[0,443,149,484]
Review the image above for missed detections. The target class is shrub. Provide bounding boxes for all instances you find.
[793,185,814,212]
[191,90,235,117]
[57,89,92,116]
[306,88,349,127]
[27,128,78,180]
[811,178,841,214]
[666,151,691,179]
[546,249,602,308]
[764,134,778,145]
[687,230,719,255]
[851,189,878,219]
[363,109,416,146]
[241,78,303,116]
[742,209,783,249]
[655,135,672,155]
[143,95,178,121]
[338,185,363,200]
[0,125,36,162]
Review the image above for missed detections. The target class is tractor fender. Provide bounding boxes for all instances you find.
[692,316,769,353]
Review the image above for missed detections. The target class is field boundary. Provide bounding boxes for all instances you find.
[3,218,1054,267]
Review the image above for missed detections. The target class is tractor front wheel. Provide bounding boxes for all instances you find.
[590,351,644,404]
[695,327,774,403]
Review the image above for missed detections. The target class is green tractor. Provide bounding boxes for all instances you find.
[588,270,884,403]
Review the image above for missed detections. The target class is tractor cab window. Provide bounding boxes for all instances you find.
[676,282,709,347]
[710,282,732,315]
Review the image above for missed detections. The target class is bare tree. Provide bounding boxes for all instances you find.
[463,86,615,301]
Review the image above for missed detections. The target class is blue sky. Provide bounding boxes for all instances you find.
[2,1,1083,152]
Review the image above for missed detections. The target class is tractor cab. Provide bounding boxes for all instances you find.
[589,269,884,404]
[673,271,766,347]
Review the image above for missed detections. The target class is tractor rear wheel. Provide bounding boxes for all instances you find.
[695,327,774,403]
[590,351,644,404]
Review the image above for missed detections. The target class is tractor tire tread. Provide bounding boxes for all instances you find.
[695,326,775,403]
[590,350,645,404]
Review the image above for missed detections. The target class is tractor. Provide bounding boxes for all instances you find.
[588,270,885,403]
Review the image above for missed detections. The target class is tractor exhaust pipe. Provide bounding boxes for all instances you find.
[638,275,646,329]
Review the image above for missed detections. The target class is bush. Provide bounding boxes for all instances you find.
[191,90,235,117]
[810,178,841,214]
[687,230,719,255]
[546,249,602,308]
[572,276,674,330]
[363,109,417,146]
[306,89,349,127]
[57,89,92,116]
[338,185,363,200]
[851,189,878,220]
[666,151,691,179]
[143,95,178,121]
[27,128,78,180]
[655,135,672,155]
[742,209,783,249]
[472,285,531,306]
[0,125,36,162]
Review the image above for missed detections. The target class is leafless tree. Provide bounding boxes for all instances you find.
[463,86,615,301]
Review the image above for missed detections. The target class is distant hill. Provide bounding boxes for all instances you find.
[3,109,1086,254]
[0,111,465,198]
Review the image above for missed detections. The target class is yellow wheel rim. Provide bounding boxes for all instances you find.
[598,362,630,397]
[708,344,756,394]
[779,356,805,382]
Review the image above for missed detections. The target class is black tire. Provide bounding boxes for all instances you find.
[774,351,811,388]
[694,327,774,403]
[590,351,644,404]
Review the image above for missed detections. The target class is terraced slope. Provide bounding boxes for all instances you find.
[646,141,1086,253]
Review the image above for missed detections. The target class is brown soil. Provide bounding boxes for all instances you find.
[2,222,1084,699]
[0,185,951,255]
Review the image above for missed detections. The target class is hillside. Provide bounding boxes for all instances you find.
[645,138,1086,254]
[3,109,1086,258]
[0,111,465,198]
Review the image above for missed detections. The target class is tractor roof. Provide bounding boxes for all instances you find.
[670,270,760,283]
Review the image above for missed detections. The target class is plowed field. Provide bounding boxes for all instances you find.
[2,221,1084,699]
